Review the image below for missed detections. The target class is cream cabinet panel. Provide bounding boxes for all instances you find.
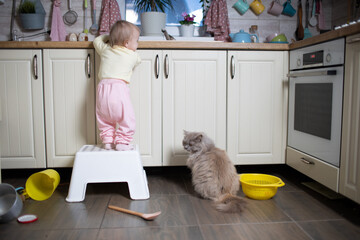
[44,49,96,167]
[340,34,360,204]
[0,50,46,168]
[227,51,288,165]
[163,50,227,166]
[130,50,162,166]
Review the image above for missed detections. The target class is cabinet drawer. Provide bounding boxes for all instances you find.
[286,147,339,192]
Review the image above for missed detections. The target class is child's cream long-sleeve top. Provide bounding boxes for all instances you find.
[93,35,141,83]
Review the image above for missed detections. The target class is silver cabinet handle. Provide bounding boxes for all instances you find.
[164,54,169,79]
[33,54,38,80]
[155,54,159,79]
[86,53,91,78]
[230,55,235,79]
[287,70,336,78]
[300,157,315,165]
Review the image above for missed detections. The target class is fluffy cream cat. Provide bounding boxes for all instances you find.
[183,130,245,212]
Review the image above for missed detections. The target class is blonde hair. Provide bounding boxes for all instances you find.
[109,20,140,47]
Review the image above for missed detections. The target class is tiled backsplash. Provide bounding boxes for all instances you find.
[227,0,332,43]
[0,0,332,42]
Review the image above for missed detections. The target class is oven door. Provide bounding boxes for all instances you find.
[288,66,343,167]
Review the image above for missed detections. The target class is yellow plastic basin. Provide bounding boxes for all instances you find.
[239,174,285,200]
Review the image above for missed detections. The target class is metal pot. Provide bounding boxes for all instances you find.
[0,183,23,223]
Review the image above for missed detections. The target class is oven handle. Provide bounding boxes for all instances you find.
[287,70,337,78]
[300,157,315,165]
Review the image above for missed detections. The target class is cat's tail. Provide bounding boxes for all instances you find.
[214,193,246,213]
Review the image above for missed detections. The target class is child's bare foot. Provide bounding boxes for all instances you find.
[104,143,112,150]
[115,143,134,151]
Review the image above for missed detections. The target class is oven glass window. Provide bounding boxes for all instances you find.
[294,83,333,140]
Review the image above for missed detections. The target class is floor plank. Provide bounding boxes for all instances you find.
[298,219,360,240]
[98,226,203,240]
[274,191,344,221]
[190,194,291,224]
[200,223,311,240]
[0,228,99,240]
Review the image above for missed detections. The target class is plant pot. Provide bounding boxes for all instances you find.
[140,12,166,36]
[18,0,46,30]
[180,25,194,37]
[19,13,45,30]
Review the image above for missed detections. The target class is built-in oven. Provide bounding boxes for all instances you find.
[287,38,345,192]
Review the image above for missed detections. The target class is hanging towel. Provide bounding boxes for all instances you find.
[99,0,122,35]
[50,0,67,41]
[318,0,325,30]
[204,0,231,42]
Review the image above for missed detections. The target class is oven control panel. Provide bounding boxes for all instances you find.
[290,38,345,70]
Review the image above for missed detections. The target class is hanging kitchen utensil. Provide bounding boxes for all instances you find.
[309,0,317,26]
[84,0,88,33]
[90,0,99,34]
[318,0,325,30]
[63,0,78,26]
[353,0,360,20]
[304,0,312,39]
[296,0,304,40]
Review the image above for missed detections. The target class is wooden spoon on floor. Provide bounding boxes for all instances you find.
[108,205,161,221]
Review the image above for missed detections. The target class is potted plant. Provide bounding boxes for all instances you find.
[18,0,46,30]
[179,12,196,37]
[18,0,35,13]
[134,0,174,36]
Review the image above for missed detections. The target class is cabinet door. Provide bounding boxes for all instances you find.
[163,50,227,166]
[340,34,360,204]
[227,51,287,165]
[43,49,96,167]
[0,50,46,168]
[130,50,162,166]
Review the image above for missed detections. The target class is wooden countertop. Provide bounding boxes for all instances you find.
[0,40,289,50]
[0,23,359,50]
[289,22,360,49]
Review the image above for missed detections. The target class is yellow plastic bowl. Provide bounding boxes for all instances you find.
[239,174,285,200]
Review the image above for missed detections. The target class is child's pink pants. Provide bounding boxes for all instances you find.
[96,79,135,145]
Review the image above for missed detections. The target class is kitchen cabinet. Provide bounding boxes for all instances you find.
[162,50,227,166]
[131,50,227,166]
[129,50,162,166]
[0,50,46,168]
[43,49,96,167]
[227,51,288,165]
[340,34,360,204]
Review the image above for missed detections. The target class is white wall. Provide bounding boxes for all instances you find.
[0,0,332,42]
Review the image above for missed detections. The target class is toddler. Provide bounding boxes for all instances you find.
[93,20,141,151]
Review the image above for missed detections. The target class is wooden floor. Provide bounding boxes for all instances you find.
[1,165,360,240]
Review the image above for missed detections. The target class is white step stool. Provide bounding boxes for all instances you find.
[66,145,150,202]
